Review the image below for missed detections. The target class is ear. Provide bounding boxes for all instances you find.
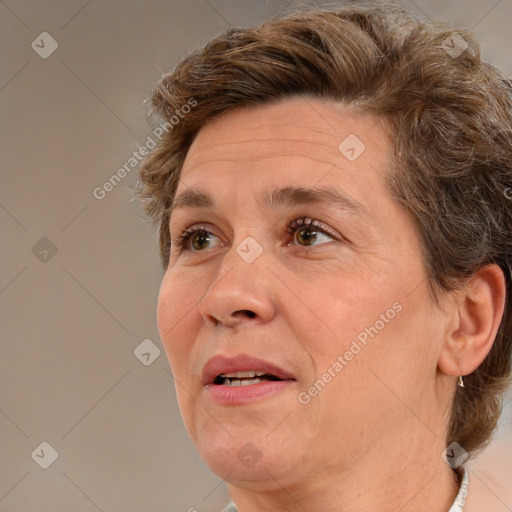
[437,264,507,378]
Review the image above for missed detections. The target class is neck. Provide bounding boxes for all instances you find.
[226,427,460,512]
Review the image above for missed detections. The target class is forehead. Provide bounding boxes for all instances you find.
[182,96,391,175]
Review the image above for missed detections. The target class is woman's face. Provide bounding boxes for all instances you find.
[157,96,449,489]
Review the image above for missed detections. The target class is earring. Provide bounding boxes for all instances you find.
[458,375,465,388]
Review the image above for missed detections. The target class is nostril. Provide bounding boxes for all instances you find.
[236,310,256,318]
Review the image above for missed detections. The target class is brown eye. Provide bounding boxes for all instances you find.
[295,226,319,246]
[190,230,212,251]
[287,217,336,247]
[176,226,220,252]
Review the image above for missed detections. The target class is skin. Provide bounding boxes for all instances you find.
[157,95,506,512]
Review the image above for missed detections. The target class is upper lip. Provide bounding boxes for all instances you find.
[202,354,295,386]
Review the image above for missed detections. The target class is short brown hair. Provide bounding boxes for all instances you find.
[138,2,512,456]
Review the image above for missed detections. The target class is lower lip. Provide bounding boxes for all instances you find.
[204,380,295,405]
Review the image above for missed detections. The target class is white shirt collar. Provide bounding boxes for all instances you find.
[448,465,469,512]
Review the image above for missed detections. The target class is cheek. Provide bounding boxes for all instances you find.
[300,274,395,353]
[157,274,202,433]
[305,273,431,387]
[156,272,200,369]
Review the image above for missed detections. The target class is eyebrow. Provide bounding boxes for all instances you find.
[170,186,369,218]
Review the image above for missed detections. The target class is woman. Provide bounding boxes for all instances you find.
[138,3,512,511]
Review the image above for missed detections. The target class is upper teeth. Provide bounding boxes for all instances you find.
[219,371,267,378]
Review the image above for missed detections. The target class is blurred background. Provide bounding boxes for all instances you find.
[1,1,511,511]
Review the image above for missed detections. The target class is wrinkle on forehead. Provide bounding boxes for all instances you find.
[183,97,389,171]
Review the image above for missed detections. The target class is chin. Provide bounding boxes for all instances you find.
[192,423,303,487]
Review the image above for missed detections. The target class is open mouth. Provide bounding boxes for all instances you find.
[213,370,283,386]
[202,354,294,386]
[202,355,295,404]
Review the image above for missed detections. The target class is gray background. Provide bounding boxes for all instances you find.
[1,1,511,511]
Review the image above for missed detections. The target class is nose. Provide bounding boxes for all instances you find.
[198,246,276,328]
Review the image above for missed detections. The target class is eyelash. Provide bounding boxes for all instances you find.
[175,224,209,249]
[174,216,338,251]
